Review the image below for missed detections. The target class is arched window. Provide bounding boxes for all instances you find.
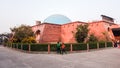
[35,30,41,35]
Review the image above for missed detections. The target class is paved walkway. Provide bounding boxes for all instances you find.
[0,46,120,68]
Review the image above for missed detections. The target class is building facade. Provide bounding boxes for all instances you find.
[32,15,120,43]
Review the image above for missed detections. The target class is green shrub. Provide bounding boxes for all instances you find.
[64,44,71,51]
[18,43,22,49]
[89,42,97,49]
[99,42,105,48]
[50,44,57,51]
[30,43,48,51]
[107,42,113,47]
[88,34,98,42]
[22,43,29,50]
[75,24,89,43]
[5,42,113,52]
[72,43,87,51]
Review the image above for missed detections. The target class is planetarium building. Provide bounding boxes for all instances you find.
[32,14,120,43]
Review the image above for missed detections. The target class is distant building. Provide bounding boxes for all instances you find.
[32,15,120,43]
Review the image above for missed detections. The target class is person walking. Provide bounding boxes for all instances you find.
[56,42,61,54]
[61,42,66,54]
[114,40,117,47]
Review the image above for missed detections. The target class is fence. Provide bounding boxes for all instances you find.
[5,42,113,54]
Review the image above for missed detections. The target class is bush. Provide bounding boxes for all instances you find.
[22,43,29,50]
[72,43,87,51]
[89,42,97,49]
[64,44,71,51]
[50,44,57,51]
[99,42,105,48]
[30,43,48,51]
[107,42,113,47]
[88,34,98,42]
[75,24,89,43]
[5,42,113,52]
[12,43,17,48]
[22,37,36,43]
[18,43,22,49]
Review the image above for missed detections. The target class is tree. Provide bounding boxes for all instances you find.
[22,37,36,43]
[10,24,35,43]
[75,24,89,43]
[0,33,11,44]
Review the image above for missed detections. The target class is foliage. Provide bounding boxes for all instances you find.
[5,42,113,52]
[22,37,36,43]
[89,42,97,49]
[10,24,34,43]
[31,44,48,51]
[88,34,98,42]
[99,42,105,48]
[107,42,113,47]
[72,43,87,50]
[0,33,11,44]
[75,24,89,43]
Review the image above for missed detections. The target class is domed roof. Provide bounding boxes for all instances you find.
[43,14,71,24]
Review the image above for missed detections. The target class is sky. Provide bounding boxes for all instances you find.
[0,0,120,33]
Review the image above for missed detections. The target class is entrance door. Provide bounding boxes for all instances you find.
[112,28,120,40]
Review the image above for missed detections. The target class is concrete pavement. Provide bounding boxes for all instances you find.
[0,46,120,68]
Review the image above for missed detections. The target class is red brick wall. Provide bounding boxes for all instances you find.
[61,21,85,43]
[32,21,120,43]
[88,21,107,41]
[88,21,119,41]
[41,24,61,43]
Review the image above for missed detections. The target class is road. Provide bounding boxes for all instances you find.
[0,46,120,68]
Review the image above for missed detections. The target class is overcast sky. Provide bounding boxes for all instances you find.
[0,0,120,33]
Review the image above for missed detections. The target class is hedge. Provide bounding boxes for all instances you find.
[64,44,71,51]
[22,43,29,51]
[72,43,87,51]
[99,42,105,48]
[50,44,57,51]
[30,43,48,51]
[107,42,113,47]
[89,42,97,49]
[5,42,113,52]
